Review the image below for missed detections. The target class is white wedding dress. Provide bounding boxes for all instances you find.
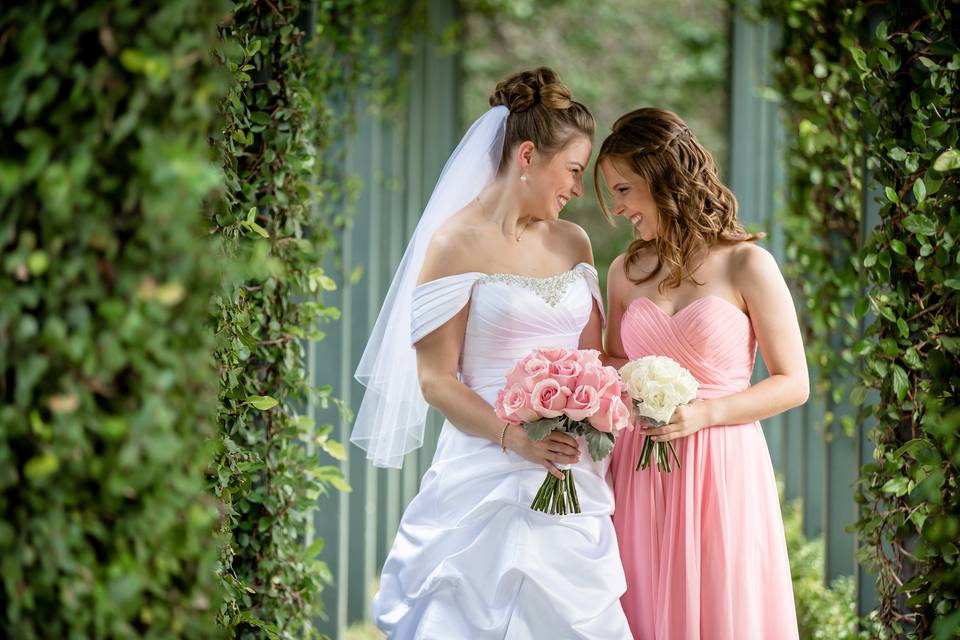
[372,261,630,639]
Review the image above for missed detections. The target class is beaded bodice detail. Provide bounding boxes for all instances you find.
[476,269,583,306]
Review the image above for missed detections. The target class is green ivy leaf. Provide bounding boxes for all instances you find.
[933,148,960,171]
[913,178,926,203]
[24,452,59,480]
[321,439,346,461]
[881,476,910,496]
[897,317,909,338]
[884,186,899,203]
[902,214,936,235]
[943,279,960,290]
[245,395,278,410]
[892,365,909,401]
[241,220,270,238]
[890,239,907,255]
[850,47,868,71]
[889,146,907,161]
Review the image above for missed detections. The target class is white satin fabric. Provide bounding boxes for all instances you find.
[372,262,630,640]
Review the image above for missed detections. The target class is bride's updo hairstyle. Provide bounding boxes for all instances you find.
[488,67,594,174]
[595,107,763,292]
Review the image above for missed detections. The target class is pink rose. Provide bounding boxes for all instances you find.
[533,347,570,363]
[549,353,583,390]
[495,383,538,424]
[588,394,632,433]
[565,385,600,421]
[531,378,570,418]
[579,362,621,395]
[506,354,551,391]
[573,349,602,368]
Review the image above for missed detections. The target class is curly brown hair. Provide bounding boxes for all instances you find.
[489,67,594,173]
[594,107,763,291]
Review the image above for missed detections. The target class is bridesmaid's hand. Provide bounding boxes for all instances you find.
[645,400,713,442]
[506,426,581,479]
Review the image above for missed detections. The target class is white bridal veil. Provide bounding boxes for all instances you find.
[351,106,509,468]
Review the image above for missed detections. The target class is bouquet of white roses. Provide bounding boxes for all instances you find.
[619,355,699,472]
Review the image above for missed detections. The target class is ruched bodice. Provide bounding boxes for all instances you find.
[620,295,756,398]
[411,262,603,403]
[374,262,630,639]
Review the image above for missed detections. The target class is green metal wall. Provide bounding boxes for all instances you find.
[728,8,878,616]
[307,1,460,636]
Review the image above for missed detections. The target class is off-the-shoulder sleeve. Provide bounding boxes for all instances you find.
[575,262,606,327]
[410,272,483,346]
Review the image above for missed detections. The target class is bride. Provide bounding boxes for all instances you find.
[352,67,630,639]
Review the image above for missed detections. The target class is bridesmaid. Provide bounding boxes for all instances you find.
[596,108,807,639]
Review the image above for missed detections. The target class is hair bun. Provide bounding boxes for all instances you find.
[489,67,573,113]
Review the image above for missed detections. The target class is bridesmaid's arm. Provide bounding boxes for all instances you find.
[579,305,604,352]
[601,255,629,369]
[647,244,809,443]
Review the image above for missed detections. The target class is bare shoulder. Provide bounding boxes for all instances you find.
[417,215,480,284]
[544,218,594,265]
[607,253,628,288]
[729,241,783,290]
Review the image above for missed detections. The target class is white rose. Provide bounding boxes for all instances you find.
[621,355,699,424]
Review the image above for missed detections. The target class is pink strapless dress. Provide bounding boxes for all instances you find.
[611,296,799,640]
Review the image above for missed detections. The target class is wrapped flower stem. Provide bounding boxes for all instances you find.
[637,420,682,472]
[531,466,580,514]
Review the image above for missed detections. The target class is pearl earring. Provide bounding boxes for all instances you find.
[520,174,528,182]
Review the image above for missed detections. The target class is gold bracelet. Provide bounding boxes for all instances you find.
[499,423,510,453]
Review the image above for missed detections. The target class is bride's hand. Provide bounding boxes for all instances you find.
[505,426,581,479]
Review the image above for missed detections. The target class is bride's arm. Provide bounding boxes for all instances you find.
[645,244,810,443]
[415,316,580,479]
[414,235,580,477]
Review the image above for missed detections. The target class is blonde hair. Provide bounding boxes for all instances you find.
[595,107,763,291]
[489,67,594,173]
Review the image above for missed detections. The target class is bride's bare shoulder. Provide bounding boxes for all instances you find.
[417,209,484,285]
[542,219,594,266]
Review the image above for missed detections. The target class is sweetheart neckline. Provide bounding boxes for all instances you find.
[624,294,749,321]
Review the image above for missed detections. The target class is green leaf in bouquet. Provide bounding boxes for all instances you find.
[586,430,615,461]
[524,417,562,441]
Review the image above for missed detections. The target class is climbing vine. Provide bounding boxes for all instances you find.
[210,1,423,637]
[760,1,960,636]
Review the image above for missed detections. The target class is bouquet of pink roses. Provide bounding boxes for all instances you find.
[495,347,632,514]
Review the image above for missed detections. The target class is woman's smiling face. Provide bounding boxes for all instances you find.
[599,158,659,241]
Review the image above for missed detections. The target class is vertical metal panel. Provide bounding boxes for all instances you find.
[728,0,864,593]
[309,3,461,636]
[346,113,379,622]
[802,388,825,538]
[728,12,798,493]
[824,392,857,579]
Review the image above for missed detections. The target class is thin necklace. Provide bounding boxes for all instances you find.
[476,195,528,242]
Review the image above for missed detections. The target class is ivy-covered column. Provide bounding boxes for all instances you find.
[209,1,417,637]
[759,0,960,635]
[0,2,230,637]
[851,3,960,636]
